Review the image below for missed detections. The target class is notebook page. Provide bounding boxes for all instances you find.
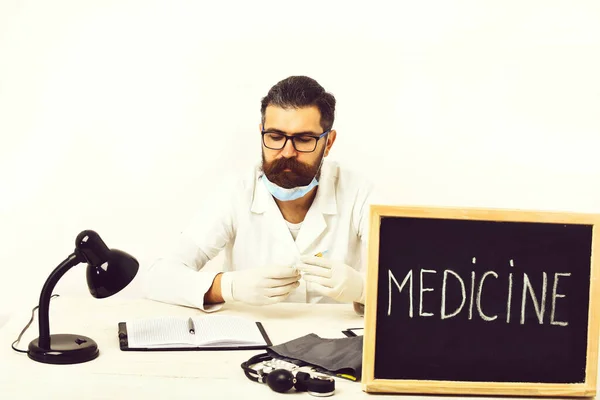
[127,316,194,348]
[191,315,266,346]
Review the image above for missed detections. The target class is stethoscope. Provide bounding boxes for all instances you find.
[240,352,335,397]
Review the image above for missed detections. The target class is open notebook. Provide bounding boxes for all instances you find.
[118,315,272,351]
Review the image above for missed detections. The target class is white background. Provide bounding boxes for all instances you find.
[1,0,599,318]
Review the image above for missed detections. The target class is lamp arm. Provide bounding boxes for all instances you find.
[37,252,83,349]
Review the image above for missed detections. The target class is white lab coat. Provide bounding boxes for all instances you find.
[143,160,374,311]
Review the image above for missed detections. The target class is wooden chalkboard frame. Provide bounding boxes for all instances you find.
[362,205,600,397]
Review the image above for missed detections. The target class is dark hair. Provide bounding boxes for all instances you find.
[260,76,336,132]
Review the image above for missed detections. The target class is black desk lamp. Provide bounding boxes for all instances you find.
[28,230,139,364]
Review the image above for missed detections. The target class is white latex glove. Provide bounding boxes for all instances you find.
[297,256,365,304]
[220,266,301,306]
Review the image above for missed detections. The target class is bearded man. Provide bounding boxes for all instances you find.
[144,76,374,313]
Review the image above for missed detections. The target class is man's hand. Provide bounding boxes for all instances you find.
[297,256,365,304]
[220,266,301,306]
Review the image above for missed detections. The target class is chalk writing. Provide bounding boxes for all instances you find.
[387,258,571,326]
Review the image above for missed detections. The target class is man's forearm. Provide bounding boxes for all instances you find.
[204,272,224,304]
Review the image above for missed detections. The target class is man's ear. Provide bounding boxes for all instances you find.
[324,130,337,157]
[258,123,263,132]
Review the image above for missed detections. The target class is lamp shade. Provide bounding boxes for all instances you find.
[75,230,139,298]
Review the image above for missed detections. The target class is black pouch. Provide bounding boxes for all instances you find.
[266,333,363,380]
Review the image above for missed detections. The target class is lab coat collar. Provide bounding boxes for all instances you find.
[250,160,338,216]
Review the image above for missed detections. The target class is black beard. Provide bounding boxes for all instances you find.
[261,148,324,189]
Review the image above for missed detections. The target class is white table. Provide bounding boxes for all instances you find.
[0,296,367,399]
[0,296,591,399]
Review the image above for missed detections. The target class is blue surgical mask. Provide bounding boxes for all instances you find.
[261,174,319,201]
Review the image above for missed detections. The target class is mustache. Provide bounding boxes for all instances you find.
[264,157,314,177]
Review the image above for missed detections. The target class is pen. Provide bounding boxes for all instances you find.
[314,250,328,257]
[188,317,195,334]
[336,373,357,381]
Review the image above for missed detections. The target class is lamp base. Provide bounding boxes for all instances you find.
[28,334,99,364]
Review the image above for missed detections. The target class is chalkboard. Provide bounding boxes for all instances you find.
[362,206,600,397]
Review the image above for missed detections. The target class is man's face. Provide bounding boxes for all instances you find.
[261,105,335,189]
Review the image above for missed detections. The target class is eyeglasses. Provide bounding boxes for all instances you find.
[261,130,330,153]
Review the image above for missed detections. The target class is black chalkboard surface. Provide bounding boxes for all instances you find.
[362,206,600,397]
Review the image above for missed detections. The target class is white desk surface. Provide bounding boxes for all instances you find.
[0,296,593,400]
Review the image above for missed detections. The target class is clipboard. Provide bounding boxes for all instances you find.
[117,321,272,351]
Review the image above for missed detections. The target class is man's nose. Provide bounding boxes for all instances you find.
[280,138,298,158]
